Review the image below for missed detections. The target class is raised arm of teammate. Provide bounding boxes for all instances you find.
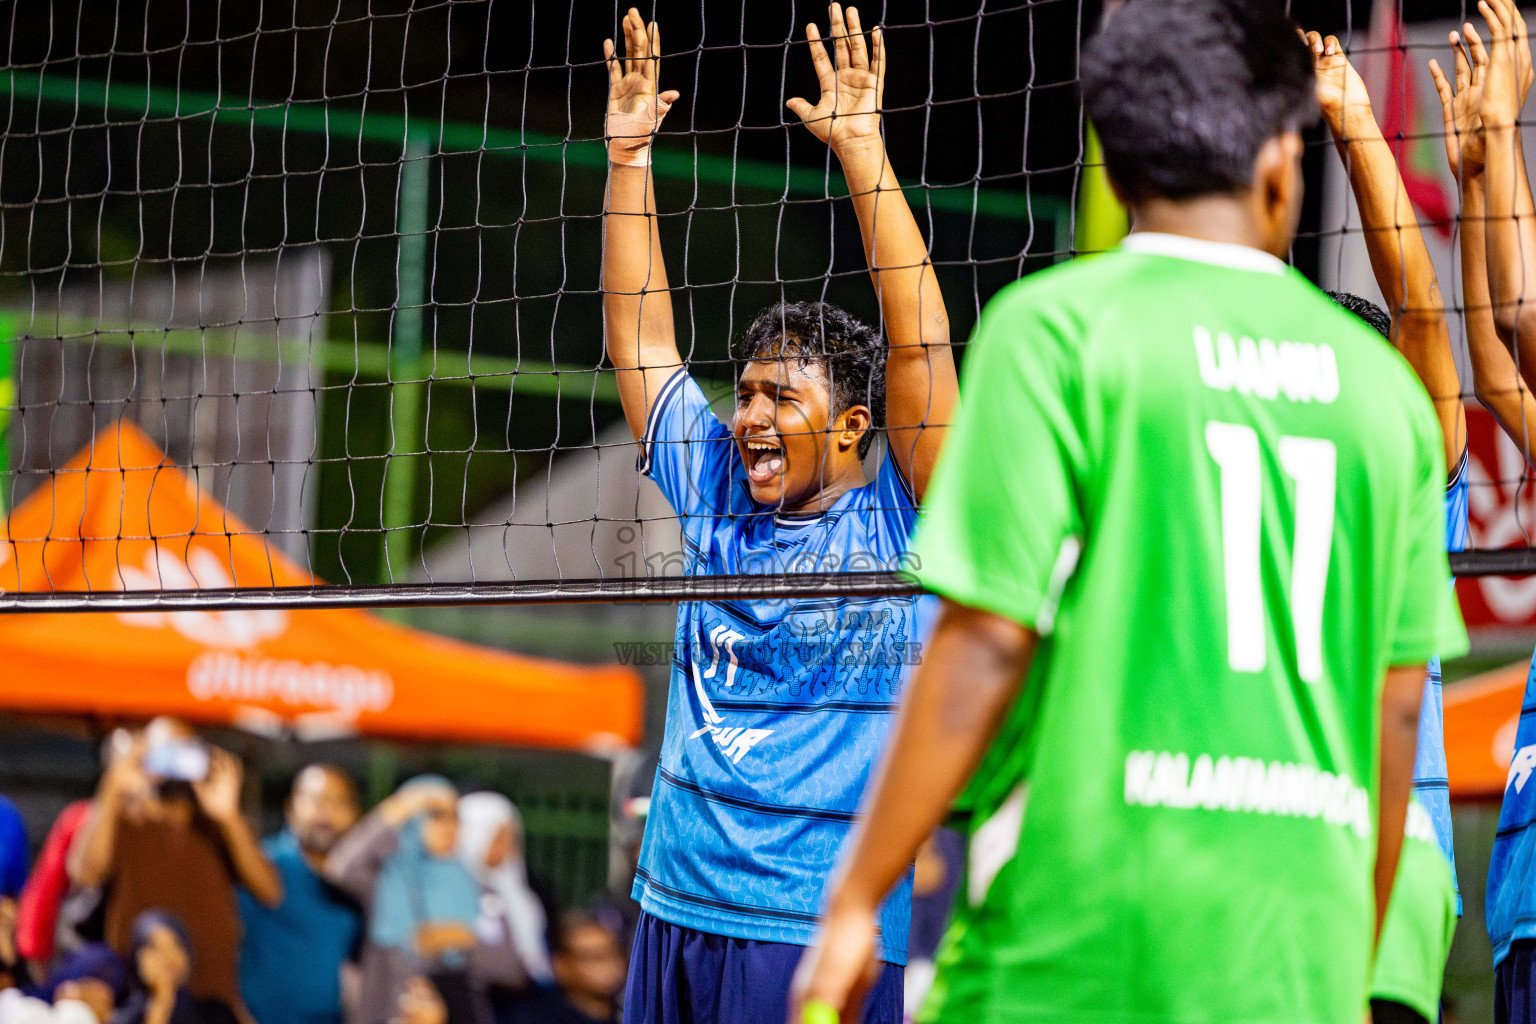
[786,4,957,498]
[602,10,684,441]
[1309,31,1465,471]
[1479,0,1536,393]
[1432,20,1536,454]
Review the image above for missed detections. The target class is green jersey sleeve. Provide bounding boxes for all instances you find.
[1389,410,1468,665]
[912,289,1085,633]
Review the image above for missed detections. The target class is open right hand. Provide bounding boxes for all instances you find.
[603,10,681,168]
[1430,25,1491,181]
[380,779,456,827]
[1480,0,1533,132]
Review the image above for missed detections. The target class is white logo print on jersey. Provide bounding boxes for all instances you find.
[1193,325,1340,404]
[688,625,773,763]
[1508,744,1536,793]
[702,625,744,688]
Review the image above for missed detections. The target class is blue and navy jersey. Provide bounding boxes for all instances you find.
[1484,446,1536,965]
[1487,645,1536,968]
[631,370,933,963]
[1416,450,1468,914]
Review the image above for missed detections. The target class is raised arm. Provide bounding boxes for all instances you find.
[1310,32,1465,471]
[1479,0,1536,378]
[1432,26,1536,454]
[602,10,684,441]
[787,4,957,499]
[68,733,149,888]
[194,749,282,908]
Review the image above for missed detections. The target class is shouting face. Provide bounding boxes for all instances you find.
[733,356,869,512]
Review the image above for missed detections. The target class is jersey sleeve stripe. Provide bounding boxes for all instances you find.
[1447,448,1468,492]
[636,368,689,476]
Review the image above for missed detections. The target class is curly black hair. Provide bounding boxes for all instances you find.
[1327,291,1392,340]
[735,301,885,458]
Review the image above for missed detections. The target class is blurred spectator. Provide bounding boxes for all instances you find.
[44,944,126,1023]
[455,793,554,1023]
[239,765,363,1024]
[17,802,93,975]
[109,912,236,1024]
[325,778,480,1024]
[0,797,31,990]
[0,943,124,1024]
[504,914,622,1024]
[68,721,281,1015]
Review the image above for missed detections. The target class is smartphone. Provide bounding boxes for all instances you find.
[143,739,210,782]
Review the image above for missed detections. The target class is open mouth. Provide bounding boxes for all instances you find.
[742,437,785,485]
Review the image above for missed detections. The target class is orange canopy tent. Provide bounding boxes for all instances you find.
[1445,660,1529,800]
[0,421,642,750]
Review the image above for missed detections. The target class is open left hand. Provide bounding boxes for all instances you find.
[193,747,243,826]
[603,10,681,168]
[787,4,885,163]
[1305,31,1372,130]
[786,903,881,1024]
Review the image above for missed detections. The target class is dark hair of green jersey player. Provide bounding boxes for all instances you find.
[788,2,1438,1021]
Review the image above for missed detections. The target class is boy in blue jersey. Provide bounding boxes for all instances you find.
[1430,2,1536,1020]
[600,6,956,1023]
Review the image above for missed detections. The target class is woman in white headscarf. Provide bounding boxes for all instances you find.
[456,793,556,1024]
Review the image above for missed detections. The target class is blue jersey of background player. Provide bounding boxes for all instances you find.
[1330,292,1469,911]
[599,6,958,1023]
[1489,648,1536,973]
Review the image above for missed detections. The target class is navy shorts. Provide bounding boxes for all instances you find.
[624,910,904,1024]
[1498,938,1536,1024]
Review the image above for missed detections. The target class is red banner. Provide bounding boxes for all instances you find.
[1459,406,1536,632]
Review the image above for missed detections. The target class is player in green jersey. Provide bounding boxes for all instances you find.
[788,3,1468,1024]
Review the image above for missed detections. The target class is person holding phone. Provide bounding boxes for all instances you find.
[68,719,280,1019]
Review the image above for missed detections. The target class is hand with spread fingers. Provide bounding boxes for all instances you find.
[1476,0,1536,366]
[787,4,886,164]
[1432,19,1536,492]
[1480,0,1533,132]
[1430,24,1492,181]
[603,8,681,168]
